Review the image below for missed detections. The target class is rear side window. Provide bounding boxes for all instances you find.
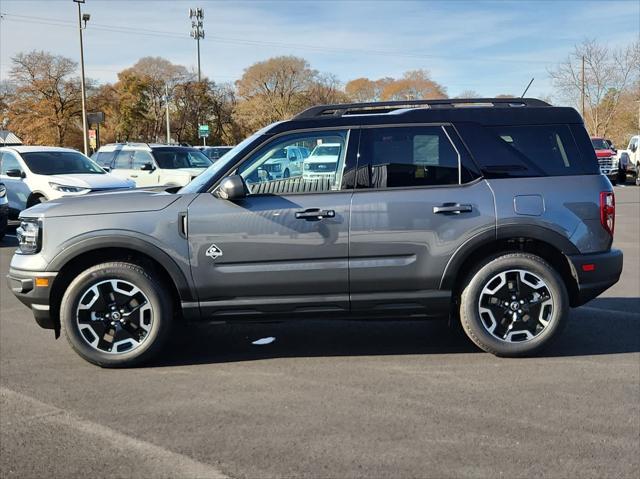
[356,126,460,188]
[457,123,597,177]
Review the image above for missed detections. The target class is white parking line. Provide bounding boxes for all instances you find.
[1,387,231,479]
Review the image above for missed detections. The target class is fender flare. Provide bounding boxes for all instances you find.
[46,231,196,302]
[440,224,579,290]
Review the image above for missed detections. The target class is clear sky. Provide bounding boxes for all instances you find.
[0,0,638,99]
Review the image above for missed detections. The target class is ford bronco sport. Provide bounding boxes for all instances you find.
[8,98,623,367]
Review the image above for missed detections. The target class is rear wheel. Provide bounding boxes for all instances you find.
[459,253,568,357]
[60,262,173,367]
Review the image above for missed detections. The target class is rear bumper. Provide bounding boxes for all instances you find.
[568,249,623,306]
[6,268,58,330]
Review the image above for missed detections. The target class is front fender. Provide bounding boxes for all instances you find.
[46,230,196,302]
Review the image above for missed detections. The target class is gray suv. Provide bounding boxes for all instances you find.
[7,98,623,367]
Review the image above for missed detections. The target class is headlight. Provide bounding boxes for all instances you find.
[16,218,41,254]
[49,182,91,194]
[0,184,6,198]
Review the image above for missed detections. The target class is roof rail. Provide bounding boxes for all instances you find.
[294,98,551,120]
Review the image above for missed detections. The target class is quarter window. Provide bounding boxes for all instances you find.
[356,126,460,188]
[237,130,350,195]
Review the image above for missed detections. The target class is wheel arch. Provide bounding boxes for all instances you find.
[442,225,581,307]
[47,235,198,333]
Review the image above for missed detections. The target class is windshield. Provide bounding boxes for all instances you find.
[591,139,609,150]
[152,148,212,169]
[21,151,105,175]
[315,146,340,156]
[202,146,233,160]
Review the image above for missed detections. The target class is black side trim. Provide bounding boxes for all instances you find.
[46,233,195,302]
[567,249,623,306]
[440,224,580,290]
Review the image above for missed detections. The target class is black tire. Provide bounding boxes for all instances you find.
[27,194,47,208]
[459,252,569,357]
[60,262,173,368]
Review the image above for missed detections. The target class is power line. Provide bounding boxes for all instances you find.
[0,11,554,66]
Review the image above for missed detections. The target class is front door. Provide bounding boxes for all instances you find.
[188,128,357,320]
[348,124,496,316]
[0,151,30,216]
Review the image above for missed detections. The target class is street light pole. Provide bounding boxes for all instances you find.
[73,0,89,155]
[165,84,171,144]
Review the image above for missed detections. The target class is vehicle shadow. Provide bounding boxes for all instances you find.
[155,298,640,367]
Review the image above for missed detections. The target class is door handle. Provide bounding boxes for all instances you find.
[433,203,472,214]
[295,208,336,221]
[130,174,138,178]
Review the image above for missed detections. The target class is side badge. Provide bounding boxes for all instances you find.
[205,244,223,260]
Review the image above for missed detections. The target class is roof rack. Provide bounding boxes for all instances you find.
[294,98,551,120]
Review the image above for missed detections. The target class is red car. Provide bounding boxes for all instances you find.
[591,137,620,184]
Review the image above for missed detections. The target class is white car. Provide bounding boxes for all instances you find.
[93,144,212,187]
[0,146,135,217]
[302,143,343,181]
[260,145,306,180]
[616,135,640,186]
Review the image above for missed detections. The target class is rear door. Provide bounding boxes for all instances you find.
[187,128,358,320]
[349,124,495,316]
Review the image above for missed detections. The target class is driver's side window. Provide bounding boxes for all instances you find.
[237,130,349,195]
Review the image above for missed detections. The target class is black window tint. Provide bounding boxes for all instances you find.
[490,125,583,176]
[113,150,132,169]
[356,126,459,189]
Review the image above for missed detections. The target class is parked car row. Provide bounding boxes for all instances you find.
[0,143,236,219]
[591,135,640,186]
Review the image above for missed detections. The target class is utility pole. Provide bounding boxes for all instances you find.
[164,84,171,144]
[581,55,586,120]
[189,8,204,82]
[73,0,90,155]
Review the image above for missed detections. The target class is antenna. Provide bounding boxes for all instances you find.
[521,78,534,98]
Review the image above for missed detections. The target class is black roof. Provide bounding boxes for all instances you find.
[265,98,583,136]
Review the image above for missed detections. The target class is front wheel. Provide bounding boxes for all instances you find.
[459,253,568,357]
[60,262,173,367]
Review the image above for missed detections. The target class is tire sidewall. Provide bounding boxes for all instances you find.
[60,263,171,367]
[461,254,569,356]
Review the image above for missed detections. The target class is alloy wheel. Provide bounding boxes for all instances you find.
[478,269,554,343]
[76,279,153,354]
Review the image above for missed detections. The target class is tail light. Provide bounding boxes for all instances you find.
[600,191,615,237]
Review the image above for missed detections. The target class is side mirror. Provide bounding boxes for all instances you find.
[217,174,248,200]
[103,166,111,172]
[6,169,25,178]
[141,162,155,171]
[631,144,637,153]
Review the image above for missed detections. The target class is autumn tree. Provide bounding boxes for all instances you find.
[455,90,482,99]
[346,71,446,102]
[380,70,447,101]
[549,39,639,138]
[7,51,83,146]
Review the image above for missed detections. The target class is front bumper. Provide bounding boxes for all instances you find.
[7,268,58,330]
[567,249,623,306]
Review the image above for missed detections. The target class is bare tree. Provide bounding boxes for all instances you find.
[549,39,639,137]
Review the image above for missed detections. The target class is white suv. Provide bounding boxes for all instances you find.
[260,145,306,180]
[93,144,212,187]
[0,146,134,217]
[302,143,343,181]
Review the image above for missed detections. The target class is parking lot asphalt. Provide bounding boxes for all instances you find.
[1,186,639,479]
